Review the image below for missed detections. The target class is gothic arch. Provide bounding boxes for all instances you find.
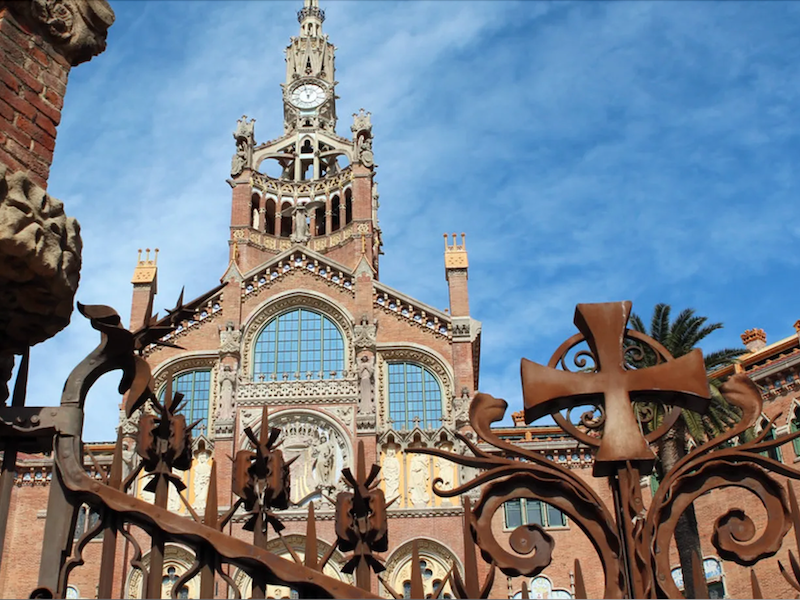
[239,408,353,505]
[376,344,455,427]
[231,534,351,598]
[382,538,462,599]
[241,291,355,379]
[126,544,198,599]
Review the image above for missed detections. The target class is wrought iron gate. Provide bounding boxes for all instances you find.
[2,300,800,598]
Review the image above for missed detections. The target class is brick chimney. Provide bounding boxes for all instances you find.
[130,248,158,331]
[0,1,114,189]
[741,328,767,353]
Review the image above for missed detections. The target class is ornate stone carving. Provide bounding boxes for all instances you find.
[0,165,82,354]
[451,316,471,340]
[328,404,354,428]
[435,455,456,505]
[351,108,372,136]
[231,115,255,177]
[237,377,358,403]
[262,411,352,505]
[356,134,374,168]
[358,355,375,415]
[217,364,237,420]
[452,386,470,428]
[408,452,431,507]
[382,445,400,502]
[219,321,241,357]
[192,450,212,514]
[6,0,115,66]
[353,316,377,350]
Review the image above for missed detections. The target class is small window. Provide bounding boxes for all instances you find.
[503,498,566,529]
[160,370,211,438]
[74,504,102,540]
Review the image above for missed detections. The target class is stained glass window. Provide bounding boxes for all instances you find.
[254,309,344,380]
[387,363,442,430]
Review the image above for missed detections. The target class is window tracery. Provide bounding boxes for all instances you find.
[387,362,443,431]
[253,308,345,381]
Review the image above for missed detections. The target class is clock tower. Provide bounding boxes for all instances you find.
[226,0,381,276]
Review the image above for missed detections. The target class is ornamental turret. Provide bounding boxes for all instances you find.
[227,0,382,276]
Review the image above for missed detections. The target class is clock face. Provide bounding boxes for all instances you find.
[290,83,326,109]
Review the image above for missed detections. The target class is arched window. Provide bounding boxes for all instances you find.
[387,363,442,430]
[671,557,725,599]
[315,205,326,235]
[331,195,341,232]
[757,415,782,463]
[345,188,353,224]
[280,202,293,237]
[265,198,276,235]
[254,309,345,380]
[160,370,211,437]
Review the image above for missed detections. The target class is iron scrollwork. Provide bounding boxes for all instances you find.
[412,301,800,598]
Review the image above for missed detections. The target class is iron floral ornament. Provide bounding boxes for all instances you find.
[411,301,800,599]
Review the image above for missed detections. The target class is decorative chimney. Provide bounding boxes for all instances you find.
[741,328,767,353]
[512,410,525,426]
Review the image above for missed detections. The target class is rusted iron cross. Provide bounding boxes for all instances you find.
[521,301,711,476]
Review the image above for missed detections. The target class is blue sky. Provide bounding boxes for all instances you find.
[22,0,800,441]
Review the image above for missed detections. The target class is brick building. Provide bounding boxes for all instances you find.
[4,1,800,599]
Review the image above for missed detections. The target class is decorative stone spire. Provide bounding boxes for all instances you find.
[297,0,325,37]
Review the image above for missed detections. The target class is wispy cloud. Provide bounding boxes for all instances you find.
[18,0,800,438]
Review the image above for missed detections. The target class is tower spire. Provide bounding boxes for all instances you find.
[297,0,325,38]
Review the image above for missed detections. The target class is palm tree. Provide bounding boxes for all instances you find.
[628,303,746,598]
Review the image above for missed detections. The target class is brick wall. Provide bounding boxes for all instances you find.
[0,7,70,189]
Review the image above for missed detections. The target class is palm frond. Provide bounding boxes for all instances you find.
[629,313,646,334]
[651,304,671,343]
[704,348,747,370]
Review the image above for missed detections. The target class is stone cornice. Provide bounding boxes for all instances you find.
[3,0,115,66]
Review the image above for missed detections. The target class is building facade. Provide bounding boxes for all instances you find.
[4,2,800,599]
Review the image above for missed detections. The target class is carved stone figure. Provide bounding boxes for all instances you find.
[357,135,374,167]
[315,435,337,487]
[217,365,236,420]
[219,321,241,357]
[409,453,430,507]
[383,446,400,502]
[452,386,471,428]
[231,115,255,177]
[435,455,456,505]
[252,207,259,229]
[291,204,311,243]
[168,481,182,512]
[193,451,212,513]
[121,440,136,479]
[270,413,349,504]
[358,355,375,415]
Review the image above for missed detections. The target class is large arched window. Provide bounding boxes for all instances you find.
[388,363,443,430]
[159,370,211,437]
[254,309,345,380]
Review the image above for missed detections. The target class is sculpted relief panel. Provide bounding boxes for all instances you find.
[262,411,352,504]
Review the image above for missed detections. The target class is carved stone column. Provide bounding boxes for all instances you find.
[354,316,377,433]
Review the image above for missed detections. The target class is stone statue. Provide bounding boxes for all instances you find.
[315,435,337,488]
[252,207,259,229]
[357,134,374,167]
[121,440,136,479]
[409,453,431,507]
[358,355,375,415]
[353,314,377,350]
[168,481,182,512]
[383,446,400,501]
[217,365,236,420]
[193,451,212,513]
[288,200,323,244]
[435,455,456,505]
[231,115,255,177]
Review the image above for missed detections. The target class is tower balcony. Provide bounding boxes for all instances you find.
[236,167,356,254]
